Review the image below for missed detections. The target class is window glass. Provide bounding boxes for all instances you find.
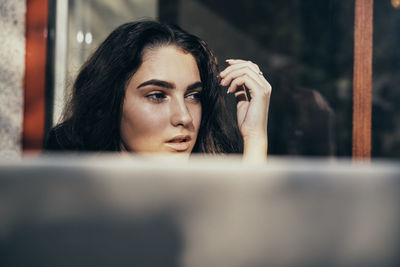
[66,0,157,91]
[372,1,400,158]
[61,0,400,158]
[160,0,354,157]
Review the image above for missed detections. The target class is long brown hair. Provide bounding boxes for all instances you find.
[45,20,242,153]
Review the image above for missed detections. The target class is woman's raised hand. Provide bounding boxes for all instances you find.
[219,59,272,161]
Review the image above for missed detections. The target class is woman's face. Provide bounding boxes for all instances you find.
[121,45,202,155]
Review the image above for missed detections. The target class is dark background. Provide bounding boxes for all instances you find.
[159,0,400,158]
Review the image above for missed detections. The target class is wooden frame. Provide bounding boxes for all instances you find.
[352,0,374,160]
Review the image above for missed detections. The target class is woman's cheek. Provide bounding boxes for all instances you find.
[121,94,166,144]
[127,102,168,135]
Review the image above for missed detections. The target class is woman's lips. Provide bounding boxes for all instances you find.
[165,135,191,152]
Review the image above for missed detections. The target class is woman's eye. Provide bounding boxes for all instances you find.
[146,92,166,102]
[186,92,202,101]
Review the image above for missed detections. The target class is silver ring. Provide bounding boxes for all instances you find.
[258,71,263,76]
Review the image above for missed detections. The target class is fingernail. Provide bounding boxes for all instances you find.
[225,59,234,62]
[220,78,226,85]
[226,88,230,94]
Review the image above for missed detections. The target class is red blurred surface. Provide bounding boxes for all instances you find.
[23,0,48,153]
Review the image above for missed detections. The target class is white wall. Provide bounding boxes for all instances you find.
[0,0,26,158]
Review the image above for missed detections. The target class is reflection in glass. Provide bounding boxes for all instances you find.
[161,0,354,157]
[372,1,400,157]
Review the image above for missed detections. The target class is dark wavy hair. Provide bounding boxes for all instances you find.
[44,20,242,153]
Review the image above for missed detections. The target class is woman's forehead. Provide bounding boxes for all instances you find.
[137,46,200,79]
[142,45,193,63]
[127,46,201,90]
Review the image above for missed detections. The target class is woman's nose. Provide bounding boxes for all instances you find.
[170,98,193,127]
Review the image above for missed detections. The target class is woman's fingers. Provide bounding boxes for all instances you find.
[226,59,260,71]
[221,60,260,76]
[220,60,270,87]
[221,68,265,90]
[226,75,260,96]
[220,63,271,99]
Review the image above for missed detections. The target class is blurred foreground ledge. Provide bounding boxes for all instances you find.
[1,155,400,267]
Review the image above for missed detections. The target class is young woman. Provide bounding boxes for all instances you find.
[44,20,271,160]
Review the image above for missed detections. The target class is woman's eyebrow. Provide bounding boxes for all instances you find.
[187,81,203,91]
[137,79,175,89]
[137,80,203,91]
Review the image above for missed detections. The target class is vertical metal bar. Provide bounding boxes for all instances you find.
[353,0,374,160]
[53,0,69,125]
